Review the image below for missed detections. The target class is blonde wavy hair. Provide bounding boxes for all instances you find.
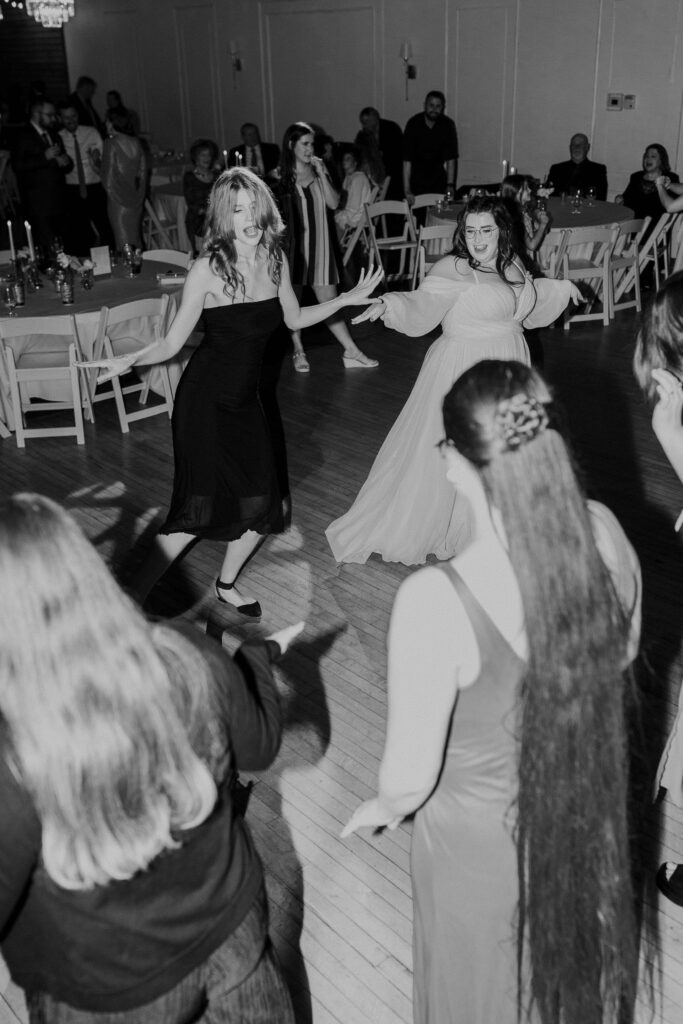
[0,494,230,890]
[201,167,284,299]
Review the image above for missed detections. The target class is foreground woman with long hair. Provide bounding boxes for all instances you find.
[94,167,380,615]
[343,361,640,1023]
[0,493,302,1021]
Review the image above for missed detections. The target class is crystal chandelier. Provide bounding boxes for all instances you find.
[25,0,75,26]
[0,1,25,21]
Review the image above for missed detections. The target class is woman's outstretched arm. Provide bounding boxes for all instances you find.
[278,256,382,329]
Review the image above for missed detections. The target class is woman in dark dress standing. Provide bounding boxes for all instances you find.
[95,168,381,616]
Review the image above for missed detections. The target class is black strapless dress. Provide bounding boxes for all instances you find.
[161,299,284,541]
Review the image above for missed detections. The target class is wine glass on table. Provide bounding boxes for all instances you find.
[571,188,583,215]
[3,284,17,317]
[585,186,596,207]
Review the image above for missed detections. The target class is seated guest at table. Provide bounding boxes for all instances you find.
[105,88,141,137]
[58,101,113,255]
[101,107,148,250]
[547,133,608,200]
[616,143,679,225]
[334,144,373,237]
[67,75,105,136]
[403,90,458,205]
[0,492,298,1023]
[228,123,279,179]
[14,99,72,251]
[183,138,220,252]
[356,105,403,198]
[501,173,550,263]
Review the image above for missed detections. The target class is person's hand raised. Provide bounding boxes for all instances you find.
[343,265,384,305]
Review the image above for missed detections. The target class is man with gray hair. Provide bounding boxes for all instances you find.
[547,133,608,200]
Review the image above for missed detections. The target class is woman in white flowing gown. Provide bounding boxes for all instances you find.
[325,196,580,566]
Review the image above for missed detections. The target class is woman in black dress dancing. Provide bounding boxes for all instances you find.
[94,168,381,617]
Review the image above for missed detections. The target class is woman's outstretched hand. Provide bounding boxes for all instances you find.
[341,797,402,838]
[76,354,138,385]
[344,265,385,306]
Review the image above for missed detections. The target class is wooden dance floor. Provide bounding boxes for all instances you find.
[2,308,683,1023]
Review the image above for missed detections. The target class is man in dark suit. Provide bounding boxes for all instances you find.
[547,133,608,200]
[355,106,404,200]
[228,123,280,179]
[67,75,105,137]
[14,100,73,250]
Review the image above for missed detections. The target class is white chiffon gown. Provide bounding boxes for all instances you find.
[325,268,573,565]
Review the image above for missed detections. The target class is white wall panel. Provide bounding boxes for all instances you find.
[449,2,516,184]
[260,1,378,143]
[173,3,222,145]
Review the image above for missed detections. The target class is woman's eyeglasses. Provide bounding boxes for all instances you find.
[464,227,499,240]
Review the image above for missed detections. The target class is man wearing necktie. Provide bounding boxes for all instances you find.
[228,123,280,179]
[58,103,113,255]
[15,100,73,250]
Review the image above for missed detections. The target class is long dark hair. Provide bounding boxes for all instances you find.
[634,271,683,398]
[443,360,637,1024]
[278,121,314,195]
[643,142,671,175]
[451,196,518,276]
[201,168,284,298]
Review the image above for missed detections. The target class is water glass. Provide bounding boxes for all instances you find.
[585,186,596,207]
[80,268,94,290]
[3,284,17,317]
[571,189,583,215]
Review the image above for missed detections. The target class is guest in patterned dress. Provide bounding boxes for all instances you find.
[275,121,379,373]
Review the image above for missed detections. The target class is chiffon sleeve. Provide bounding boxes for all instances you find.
[522,278,573,329]
[382,274,468,337]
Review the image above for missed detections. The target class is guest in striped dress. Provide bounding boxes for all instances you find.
[275,121,379,373]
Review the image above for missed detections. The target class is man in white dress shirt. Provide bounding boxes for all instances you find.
[228,124,280,179]
[58,102,113,254]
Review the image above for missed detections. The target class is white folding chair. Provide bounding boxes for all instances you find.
[142,198,178,250]
[365,199,418,285]
[411,223,455,289]
[87,295,174,433]
[411,193,444,215]
[340,184,379,267]
[0,315,91,447]
[537,228,570,280]
[608,218,648,317]
[559,224,618,328]
[142,249,191,269]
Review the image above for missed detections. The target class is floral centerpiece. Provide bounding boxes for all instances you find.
[56,252,95,289]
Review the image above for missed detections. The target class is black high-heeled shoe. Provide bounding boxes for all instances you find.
[215,578,262,619]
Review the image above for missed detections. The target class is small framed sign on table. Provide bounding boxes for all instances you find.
[90,246,112,276]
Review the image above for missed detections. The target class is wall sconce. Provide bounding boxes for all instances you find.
[229,40,242,89]
[400,42,416,100]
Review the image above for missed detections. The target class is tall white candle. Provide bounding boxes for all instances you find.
[24,220,35,262]
[236,151,243,167]
[502,159,509,180]
[509,165,517,176]
[7,220,15,262]
[223,149,228,169]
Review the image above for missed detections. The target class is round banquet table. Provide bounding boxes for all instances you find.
[427,197,633,231]
[0,261,189,427]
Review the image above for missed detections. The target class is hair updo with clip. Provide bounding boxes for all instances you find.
[442,359,552,465]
